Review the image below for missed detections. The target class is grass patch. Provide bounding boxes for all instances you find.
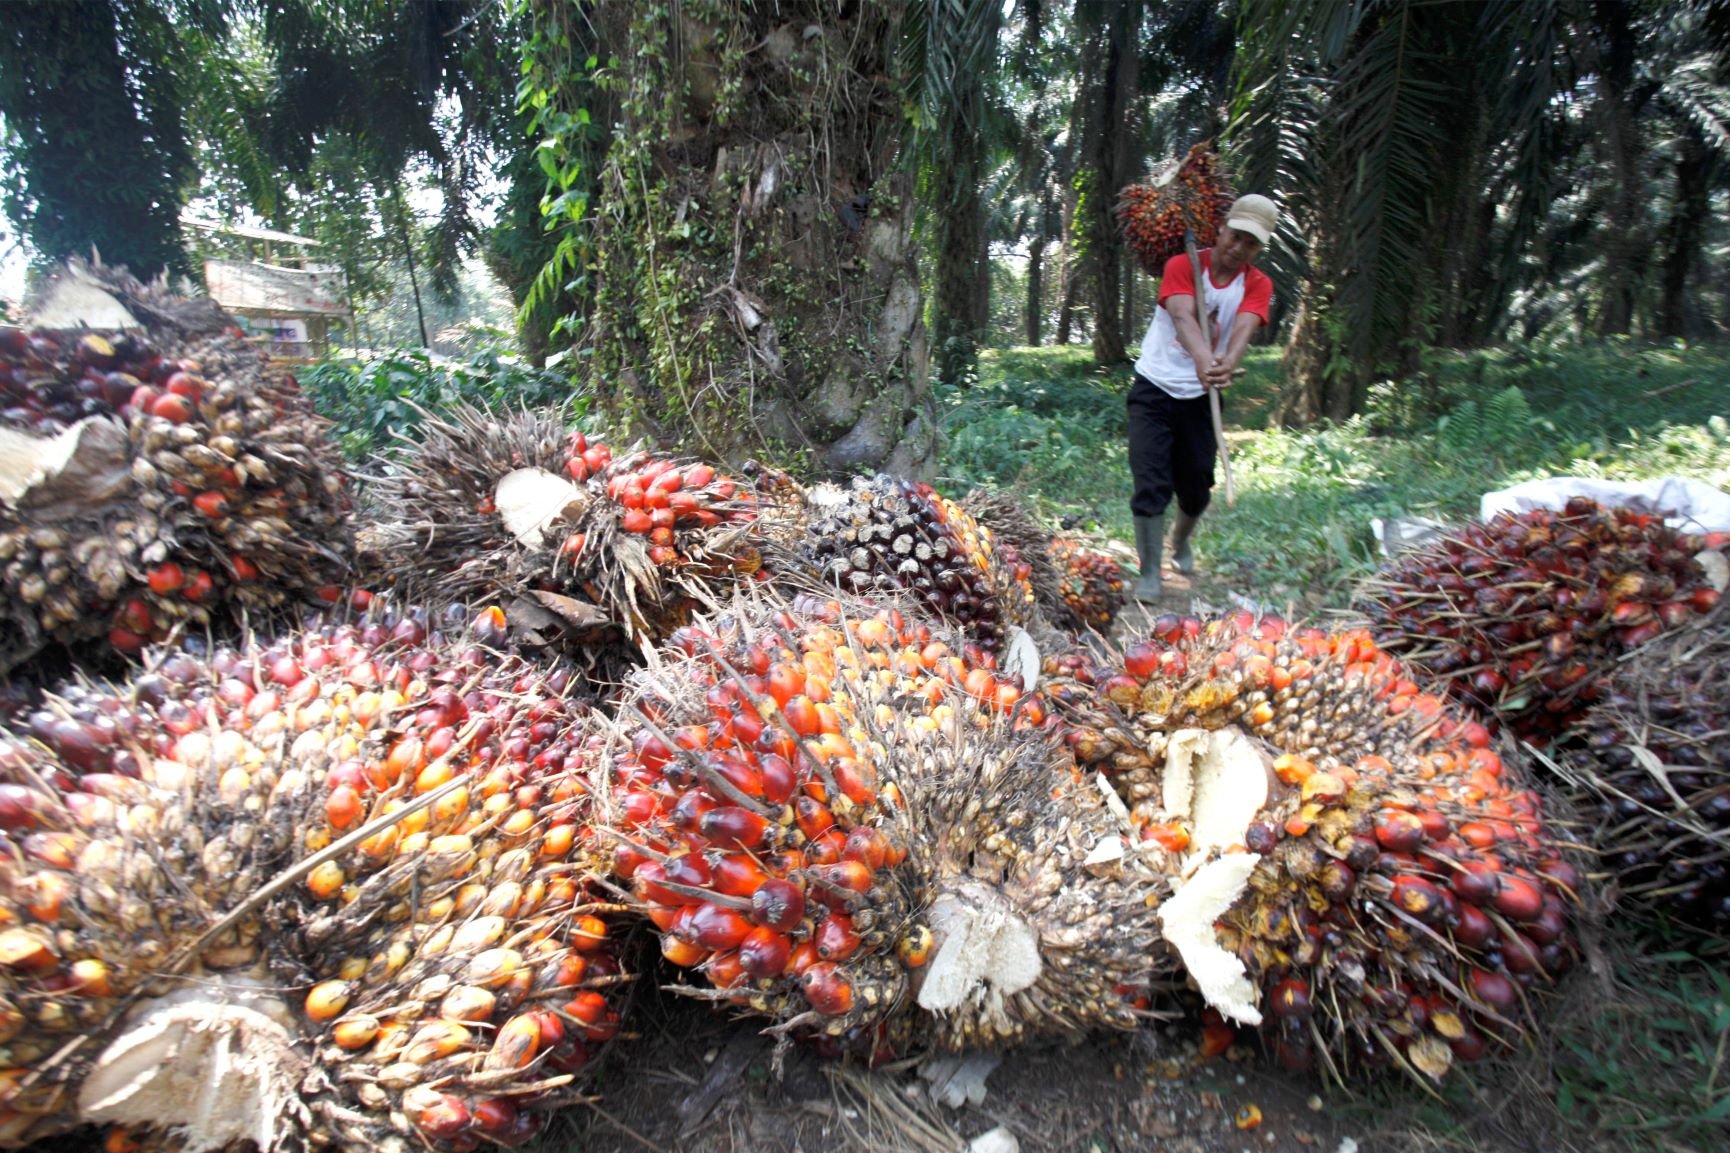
[939,341,1730,608]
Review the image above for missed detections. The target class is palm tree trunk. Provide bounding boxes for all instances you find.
[1025,232,1045,346]
[1658,125,1711,339]
[585,1,934,476]
[1080,0,1139,366]
[1590,0,1649,336]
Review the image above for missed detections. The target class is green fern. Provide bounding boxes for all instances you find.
[1437,398,1483,451]
[1484,385,1534,446]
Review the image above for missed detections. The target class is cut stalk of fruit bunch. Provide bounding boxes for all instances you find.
[801,476,1036,653]
[0,603,629,1153]
[1043,610,1578,1082]
[1553,596,1730,939]
[586,590,1172,1056]
[0,259,351,675]
[361,404,790,663]
[1358,498,1726,744]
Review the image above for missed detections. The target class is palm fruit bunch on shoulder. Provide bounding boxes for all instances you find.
[1048,536,1130,632]
[1358,498,1725,744]
[1115,142,1236,275]
[1041,610,1579,1083]
[0,261,350,674]
[0,605,630,1153]
[362,403,778,661]
[588,591,1172,1056]
[802,476,1036,653]
[1555,597,1730,938]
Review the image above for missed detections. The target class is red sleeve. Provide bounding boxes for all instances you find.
[1240,267,1273,324]
[1156,252,1195,307]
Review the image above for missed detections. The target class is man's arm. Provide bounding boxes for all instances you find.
[1202,311,1262,389]
[1165,293,1219,386]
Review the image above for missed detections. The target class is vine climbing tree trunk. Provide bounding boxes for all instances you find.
[585,1,934,477]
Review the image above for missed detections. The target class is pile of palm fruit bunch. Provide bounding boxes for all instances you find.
[0,603,631,1153]
[584,590,1172,1057]
[959,487,1127,632]
[1551,597,1730,938]
[1039,610,1578,1082]
[1047,536,1130,632]
[1357,498,1726,744]
[0,260,350,675]
[801,475,1036,654]
[360,403,794,670]
[1115,142,1236,275]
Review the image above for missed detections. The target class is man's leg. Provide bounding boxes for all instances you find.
[1127,376,1176,601]
[1169,393,1217,574]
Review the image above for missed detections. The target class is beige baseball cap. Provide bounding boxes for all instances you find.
[1225,194,1278,245]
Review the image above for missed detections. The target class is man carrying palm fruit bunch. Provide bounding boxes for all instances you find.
[1127,195,1278,602]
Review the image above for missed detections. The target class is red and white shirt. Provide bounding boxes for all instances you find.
[1134,250,1272,399]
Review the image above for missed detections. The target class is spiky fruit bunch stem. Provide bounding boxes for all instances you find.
[0,262,351,673]
[0,607,628,1153]
[362,406,781,658]
[802,476,1035,652]
[1358,498,1725,743]
[589,592,1170,1055]
[1555,599,1730,937]
[1043,610,1578,1082]
[1115,143,1236,275]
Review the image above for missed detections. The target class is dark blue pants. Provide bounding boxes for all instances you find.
[1127,372,1216,519]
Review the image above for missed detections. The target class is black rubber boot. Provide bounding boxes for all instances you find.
[1170,509,1200,575]
[1133,515,1164,602]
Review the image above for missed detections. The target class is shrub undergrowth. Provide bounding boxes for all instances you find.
[301,348,585,460]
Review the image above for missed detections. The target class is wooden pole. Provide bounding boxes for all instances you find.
[1184,228,1235,507]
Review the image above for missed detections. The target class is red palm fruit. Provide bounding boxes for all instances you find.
[738,926,793,978]
[699,806,769,850]
[1492,874,1545,922]
[800,962,855,1015]
[1449,864,1501,905]
[750,878,805,931]
[814,914,862,961]
[712,854,770,898]
[1269,978,1312,1019]
[681,903,754,952]
[808,860,873,896]
[1389,875,1445,923]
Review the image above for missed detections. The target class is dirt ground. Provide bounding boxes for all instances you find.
[561,986,1364,1153]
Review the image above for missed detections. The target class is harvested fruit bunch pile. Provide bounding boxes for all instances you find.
[0,606,630,1153]
[363,404,779,655]
[1556,599,1730,936]
[588,592,1171,1055]
[1049,536,1130,632]
[0,263,350,673]
[958,487,1065,623]
[1358,499,1725,744]
[1041,611,1578,1082]
[1116,142,1236,275]
[803,475,1035,653]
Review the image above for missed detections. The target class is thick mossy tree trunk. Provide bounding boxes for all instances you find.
[587,1,934,478]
